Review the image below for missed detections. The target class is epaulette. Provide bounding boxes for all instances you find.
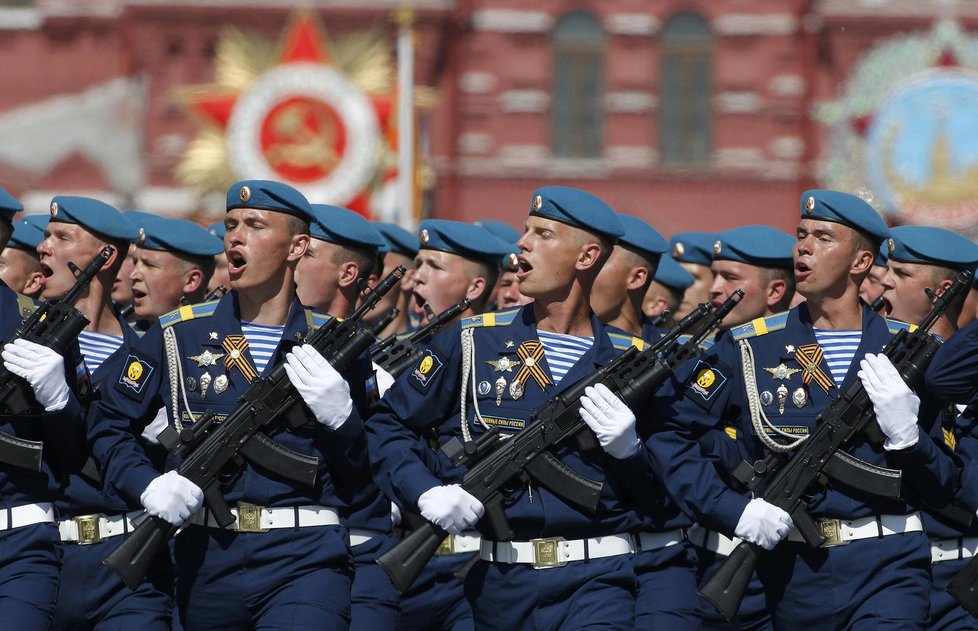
[304,308,333,331]
[608,332,645,352]
[14,293,37,322]
[730,311,790,341]
[159,300,220,329]
[461,307,520,330]
[676,332,716,351]
[884,317,917,335]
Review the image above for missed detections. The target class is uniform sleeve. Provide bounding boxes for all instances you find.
[925,320,978,404]
[316,352,371,493]
[885,395,961,506]
[952,409,978,511]
[86,326,166,506]
[366,325,464,509]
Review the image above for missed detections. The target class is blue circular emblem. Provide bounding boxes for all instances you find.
[478,380,491,396]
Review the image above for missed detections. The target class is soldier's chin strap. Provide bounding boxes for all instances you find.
[740,339,808,453]
[459,327,491,445]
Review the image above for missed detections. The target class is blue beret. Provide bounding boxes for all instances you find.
[655,255,695,292]
[801,190,889,245]
[374,222,419,257]
[874,242,888,268]
[476,220,521,244]
[713,225,795,269]
[137,216,224,258]
[122,209,158,228]
[309,204,386,252]
[529,186,624,243]
[208,222,226,240]
[49,196,137,242]
[226,180,313,223]
[418,219,512,265]
[7,219,43,252]
[22,214,49,232]
[0,188,23,222]
[616,215,668,263]
[670,231,715,266]
[885,226,978,274]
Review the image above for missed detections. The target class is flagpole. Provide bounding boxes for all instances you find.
[395,4,415,229]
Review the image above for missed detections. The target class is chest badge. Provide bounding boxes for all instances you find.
[222,335,259,382]
[505,340,514,348]
[199,372,212,400]
[760,390,774,407]
[792,387,808,408]
[486,356,521,373]
[478,380,491,396]
[513,340,552,393]
[777,384,788,414]
[495,377,507,406]
[214,374,229,395]
[189,350,225,368]
[763,363,801,381]
[509,380,524,400]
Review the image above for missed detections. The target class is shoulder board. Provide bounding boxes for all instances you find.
[675,333,715,351]
[159,300,220,329]
[730,311,790,341]
[461,308,520,330]
[14,293,37,322]
[884,317,917,335]
[608,332,645,352]
[303,308,333,331]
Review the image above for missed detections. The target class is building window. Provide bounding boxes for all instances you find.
[660,12,712,167]
[552,11,604,159]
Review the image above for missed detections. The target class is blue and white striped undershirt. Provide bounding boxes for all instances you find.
[78,330,124,375]
[813,328,862,386]
[537,331,593,384]
[241,322,284,376]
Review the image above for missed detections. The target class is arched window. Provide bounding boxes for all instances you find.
[552,11,604,158]
[660,12,712,166]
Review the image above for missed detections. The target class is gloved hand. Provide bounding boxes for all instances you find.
[579,383,640,459]
[2,339,70,411]
[373,362,395,398]
[141,407,169,444]
[417,484,484,535]
[390,501,402,527]
[734,498,793,550]
[140,471,203,527]
[858,353,920,451]
[284,344,352,430]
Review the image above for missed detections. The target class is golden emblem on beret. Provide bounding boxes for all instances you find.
[672,242,685,259]
[531,195,542,213]
[805,196,816,213]
[887,238,895,256]
[137,227,146,246]
[505,252,519,272]
[420,228,429,245]
[713,240,722,256]
[50,201,58,218]
[239,186,251,203]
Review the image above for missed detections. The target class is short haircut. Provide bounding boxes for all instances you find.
[285,215,310,237]
[462,257,499,310]
[330,243,378,281]
[760,266,796,311]
[620,246,661,293]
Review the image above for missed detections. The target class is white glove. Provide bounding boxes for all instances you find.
[579,383,640,459]
[391,501,402,527]
[284,344,352,430]
[417,484,484,535]
[2,339,70,412]
[372,362,395,398]
[734,498,793,550]
[141,407,169,444]
[140,471,203,527]
[858,353,920,451]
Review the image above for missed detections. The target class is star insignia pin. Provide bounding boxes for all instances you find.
[209,332,219,340]
[505,340,514,348]
[785,345,795,355]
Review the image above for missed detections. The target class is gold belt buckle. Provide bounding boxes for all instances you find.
[74,514,102,545]
[235,503,267,533]
[435,534,456,556]
[530,537,567,569]
[818,518,849,547]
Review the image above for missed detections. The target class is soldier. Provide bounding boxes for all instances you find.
[0,217,45,298]
[129,216,223,325]
[206,221,231,296]
[475,220,526,311]
[669,231,715,318]
[366,222,419,338]
[113,210,156,320]
[87,180,367,629]
[645,191,952,628]
[368,186,647,629]
[293,202,401,630]
[859,249,888,311]
[643,255,694,325]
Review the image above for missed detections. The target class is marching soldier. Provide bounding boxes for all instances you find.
[643,255,694,325]
[669,231,715,318]
[87,180,367,629]
[0,217,45,298]
[366,222,419,338]
[206,221,231,296]
[368,186,648,630]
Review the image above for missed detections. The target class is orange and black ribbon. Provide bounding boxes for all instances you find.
[794,343,833,393]
[222,335,259,382]
[514,340,551,391]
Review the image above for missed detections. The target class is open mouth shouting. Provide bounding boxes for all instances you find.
[227,248,247,278]
[794,260,813,282]
[516,255,533,282]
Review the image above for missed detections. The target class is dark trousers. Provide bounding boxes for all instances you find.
[0,522,61,630]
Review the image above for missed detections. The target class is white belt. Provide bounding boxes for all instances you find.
[480,533,634,569]
[59,510,142,544]
[349,528,385,547]
[931,537,978,564]
[637,528,685,552]
[189,504,340,533]
[0,503,55,531]
[434,532,481,556]
[787,512,924,547]
[688,524,741,557]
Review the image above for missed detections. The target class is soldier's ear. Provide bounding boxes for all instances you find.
[575,242,603,271]
[466,276,488,305]
[625,266,647,292]
[287,233,310,262]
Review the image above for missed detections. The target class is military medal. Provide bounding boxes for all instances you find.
[199,372,212,400]
[478,381,491,396]
[763,363,801,381]
[186,376,197,392]
[793,388,807,408]
[222,335,258,382]
[509,380,524,400]
[760,390,773,407]
[495,377,506,406]
[513,340,551,396]
[486,356,521,373]
[189,350,224,368]
[794,344,833,394]
[777,384,788,414]
[214,374,229,395]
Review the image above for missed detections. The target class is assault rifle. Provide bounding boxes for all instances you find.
[377,290,744,593]
[700,270,973,621]
[0,246,114,470]
[370,307,400,337]
[202,284,227,302]
[370,299,471,378]
[104,266,406,590]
